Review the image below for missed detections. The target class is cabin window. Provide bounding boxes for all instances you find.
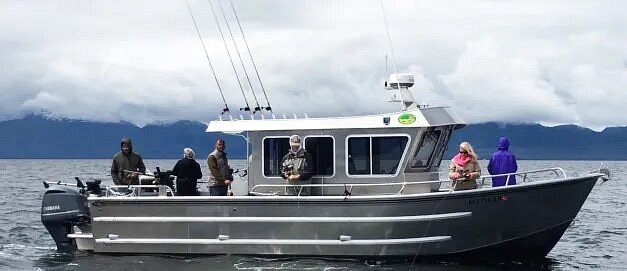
[347,135,409,176]
[431,127,452,168]
[262,137,290,177]
[347,137,370,175]
[304,136,334,176]
[410,130,441,168]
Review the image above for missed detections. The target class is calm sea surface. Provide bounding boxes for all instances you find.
[0,159,624,270]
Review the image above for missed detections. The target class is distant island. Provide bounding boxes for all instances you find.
[0,114,625,160]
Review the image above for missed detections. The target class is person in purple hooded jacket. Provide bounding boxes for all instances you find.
[487,137,518,187]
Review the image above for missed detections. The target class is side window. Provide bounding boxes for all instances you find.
[348,137,370,175]
[372,137,409,174]
[411,130,441,168]
[263,137,290,177]
[431,127,452,168]
[304,136,334,176]
[348,135,409,176]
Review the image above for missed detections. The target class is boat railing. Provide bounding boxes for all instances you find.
[250,180,447,196]
[478,167,567,187]
[251,167,568,196]
[102,168,567,197]
[105,185,174,197]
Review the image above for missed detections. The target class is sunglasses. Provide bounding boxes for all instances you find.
[459,151,468,154]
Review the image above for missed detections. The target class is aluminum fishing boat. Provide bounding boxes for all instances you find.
[40,74,609,259]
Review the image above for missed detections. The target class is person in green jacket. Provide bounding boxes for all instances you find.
[111,137,146,185]
[280,135,313,195]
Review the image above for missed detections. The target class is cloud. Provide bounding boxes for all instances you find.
[439,32,627,130]
[0,0,626,130]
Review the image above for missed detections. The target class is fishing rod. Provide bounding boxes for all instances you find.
[185,0,230,114]
[217,0,262,114]
[228,0,272,113]
[208,0,251,113]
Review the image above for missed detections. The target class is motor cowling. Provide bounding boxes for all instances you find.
[41,186,90,251]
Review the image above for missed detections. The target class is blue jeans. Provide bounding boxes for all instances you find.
[209,186,228,196]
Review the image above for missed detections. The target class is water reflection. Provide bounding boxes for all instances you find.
[33,253,562,271]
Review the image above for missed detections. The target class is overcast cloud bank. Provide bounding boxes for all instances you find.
[1,0,625,130]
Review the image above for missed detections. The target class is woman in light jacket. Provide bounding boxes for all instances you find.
[449,142,481,191]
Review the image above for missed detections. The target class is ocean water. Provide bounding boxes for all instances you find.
[0,159,624,270]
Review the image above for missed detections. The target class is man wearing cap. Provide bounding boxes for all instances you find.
[280,135,314,195]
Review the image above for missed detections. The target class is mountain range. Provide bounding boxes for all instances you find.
[0,115,625,160]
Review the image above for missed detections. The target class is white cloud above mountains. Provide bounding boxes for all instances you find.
[1,0,625,130]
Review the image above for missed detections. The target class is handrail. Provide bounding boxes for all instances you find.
[105,168,568,197]
[95,236,452,246]
[478,167,567,187]
[105,185,174,197]
[251,180,448,196]
[93,212,472,223]
[251,167,568,196]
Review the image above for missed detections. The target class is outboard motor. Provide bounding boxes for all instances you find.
[41,185,90,252]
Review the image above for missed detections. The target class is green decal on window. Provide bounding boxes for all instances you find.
[398,113,416,124]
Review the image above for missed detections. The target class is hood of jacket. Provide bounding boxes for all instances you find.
[497,137,510,151]
[121,137,133,153]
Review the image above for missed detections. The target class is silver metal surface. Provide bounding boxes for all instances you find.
[58,102,599,257]
[95,236,452,245]
[83,174,600,256]
[93,212,471,223]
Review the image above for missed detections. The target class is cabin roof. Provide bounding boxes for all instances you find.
[206,107,465,134]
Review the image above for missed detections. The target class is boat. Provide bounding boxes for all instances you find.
[40,73,609,259]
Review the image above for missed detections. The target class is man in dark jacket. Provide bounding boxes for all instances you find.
[111,137,146,185]
[172,147,202,196]
[280,135,313,195]
[487,136,518,187]
[207,139,233,196]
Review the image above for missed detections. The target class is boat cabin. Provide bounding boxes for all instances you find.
[206,74,465,196]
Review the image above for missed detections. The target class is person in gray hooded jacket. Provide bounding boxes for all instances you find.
[111,137,146,185]
[280,135,313,195]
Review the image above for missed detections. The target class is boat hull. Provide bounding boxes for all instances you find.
[85,174,599,258]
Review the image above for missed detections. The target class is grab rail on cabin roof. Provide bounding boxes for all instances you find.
[250,167,567,196]
[218,113,309,121]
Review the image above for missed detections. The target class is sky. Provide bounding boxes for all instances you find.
[1,0,626,130]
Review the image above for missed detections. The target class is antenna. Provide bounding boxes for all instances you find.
[217,0,262,114]
[185,0,230,114]
[379,0,398,75]
[229,0,273,113]
[380,0,416,111]
[208,0,251,113]
[385,54,388,74]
